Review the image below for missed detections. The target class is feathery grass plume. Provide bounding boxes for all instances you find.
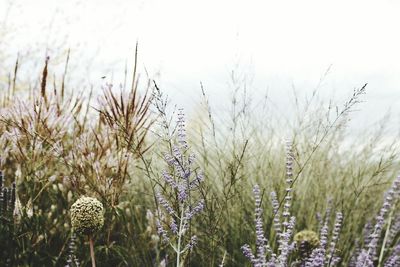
[0,53,158,265]
[96,81,154,155]
[154,109,205,267]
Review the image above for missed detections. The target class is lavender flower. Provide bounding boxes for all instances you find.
[156,218,169,243]
[356,175,400,267]
[156,192,175,215]
[154,110,205,266]
[242,143,300,267]
[170,218,178,234]
[177,182,188,203]
[277,216,296,266]
[254,185,267,265]
[282,141,294,229]
[349,241,362,267]
[177,108,188,150]
[356,250,373,267]
[386,215,400,246]
[162,170,177,189]
[185,200,204,220]
[271,191,282,235]
[65,232,80,267]
[384,244,400,267]
[362,221,373,246]
[327,212,343,266]
[305,220,329,266]
[241,184,273,267]
[185,235,197,251]
[241,244,257,265]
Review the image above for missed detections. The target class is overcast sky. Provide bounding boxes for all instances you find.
[1,0,400,130]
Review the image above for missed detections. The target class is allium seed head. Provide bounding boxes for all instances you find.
[70,196,104,236]
[294,230,320,249]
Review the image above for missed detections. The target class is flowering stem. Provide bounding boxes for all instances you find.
[89,235,96,267]
[378,207,394,267]
[176,206,185,267]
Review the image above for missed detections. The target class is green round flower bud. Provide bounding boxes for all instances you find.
[70,196,104,236]
[294,230,320,257]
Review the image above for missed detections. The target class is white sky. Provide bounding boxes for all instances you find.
[1,0,400,130]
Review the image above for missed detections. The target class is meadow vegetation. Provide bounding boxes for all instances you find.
[0,54,399,266]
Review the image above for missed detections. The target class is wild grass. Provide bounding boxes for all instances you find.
[0,55,399,266]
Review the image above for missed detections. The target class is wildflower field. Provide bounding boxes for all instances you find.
[0,51,399,267]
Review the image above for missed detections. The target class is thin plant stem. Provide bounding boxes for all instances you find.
[176,207,185,267]
[377,207,394,267]
[89,235,96,267]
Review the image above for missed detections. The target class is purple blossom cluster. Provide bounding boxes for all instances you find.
[383,244,400,267]
[353,175,400,267]
[185,199,204,220]
[186,235,197,251]
[282,141,294,222]
[277,216,296,265]
[65,232,80,267]
[155,109,205,262]
[327,212,343,265]
[242,144,400,267]
[242,184,296,267]
[241,143,353,267]
[305,211,343,267]
[270,191,281,235]
[156,217,170,243]
[241,185,274,267]
[242,143,299,267]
